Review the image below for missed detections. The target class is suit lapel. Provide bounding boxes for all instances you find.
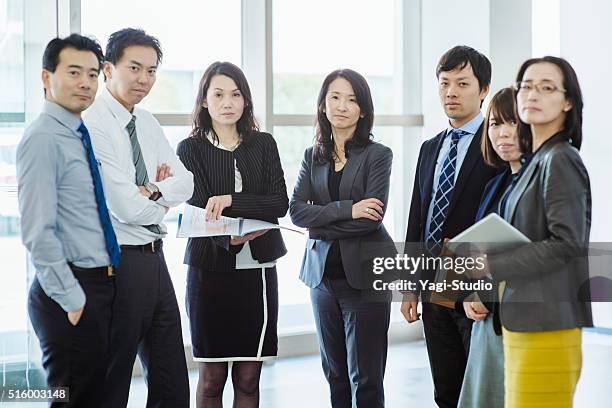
[476,170,509,220]
[312,158,332,203]
[504,155,538,223]
[339,146,367,200]
[446,124,484,219]
[421,131,447,220]
[504,134,566,222]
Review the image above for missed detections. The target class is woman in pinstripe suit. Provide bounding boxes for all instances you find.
[177,61,288,408]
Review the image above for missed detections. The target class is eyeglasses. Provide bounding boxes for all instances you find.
[514,81,566,95]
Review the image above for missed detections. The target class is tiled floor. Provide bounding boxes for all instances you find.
[127,331,612,407]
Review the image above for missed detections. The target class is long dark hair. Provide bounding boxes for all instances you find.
[190,61,259,144]
[515,56,583,150]
[313,69,374,164]
[482,87,531,167]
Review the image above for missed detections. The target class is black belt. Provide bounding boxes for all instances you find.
[120,239,163,253]
[69,263,115,277]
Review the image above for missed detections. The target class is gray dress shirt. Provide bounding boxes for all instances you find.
[17,101,110,312]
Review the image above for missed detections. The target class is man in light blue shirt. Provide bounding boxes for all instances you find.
[423,112,484,240]
[401,46,497,408]
[17,34,119,406]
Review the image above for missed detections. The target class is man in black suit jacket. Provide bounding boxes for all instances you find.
[401,46,497,408]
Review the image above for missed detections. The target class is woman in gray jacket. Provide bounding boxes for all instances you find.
[289,69,395,408]
[470,56,592,407]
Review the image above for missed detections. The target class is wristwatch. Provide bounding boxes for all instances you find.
[145,182,162,201]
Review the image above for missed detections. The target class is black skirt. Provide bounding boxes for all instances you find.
[186,265,278,361]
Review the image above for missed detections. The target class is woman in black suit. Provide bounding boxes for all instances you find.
[458,87,531,408]
[470,57,592,407]
[177,61,288,408]
[289,69,394,408]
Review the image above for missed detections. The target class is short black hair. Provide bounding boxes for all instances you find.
[42,34,104,72]
[436,45,492,92]
[105,28,163,66]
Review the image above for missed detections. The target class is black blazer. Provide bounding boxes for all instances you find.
[290,142,396,289]
[177,132,288,272]
[405,124,498,292]
[470,169,512,335]
[489,133,593,331]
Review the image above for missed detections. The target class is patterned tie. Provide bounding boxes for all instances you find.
[126,116,162,234]
[78,122,121,268]
[426,129,467,254]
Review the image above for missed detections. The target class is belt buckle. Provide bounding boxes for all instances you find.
[151,241,155,253]
[107,265,114,277]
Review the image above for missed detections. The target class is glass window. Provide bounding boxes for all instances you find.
[81,0,242,113]
[0,0,26,368]
[1,0,55,388]
[160,126,192,341]
[0,0,25,122]
[272,0,405,115]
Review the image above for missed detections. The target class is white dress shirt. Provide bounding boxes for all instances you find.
[206,133,276,269]
[83,88,194,245]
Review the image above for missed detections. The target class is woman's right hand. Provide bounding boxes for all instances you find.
[230,229,269,246]
[464,300,489,321]
[352,198,384,221]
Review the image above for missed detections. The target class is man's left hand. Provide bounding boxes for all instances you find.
[138,186,151,198]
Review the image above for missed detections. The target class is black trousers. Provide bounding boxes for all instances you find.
[311,278,391,408]
[422,302,473,408]
[101,243,189,408]
[28,267,115,407]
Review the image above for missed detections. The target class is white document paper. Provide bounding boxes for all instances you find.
[177,203,303,238]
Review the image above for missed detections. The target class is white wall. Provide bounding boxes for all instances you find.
[421,0,490,140]
[559,0,612,328]
[490,0,532,92]
[419,0,611,328]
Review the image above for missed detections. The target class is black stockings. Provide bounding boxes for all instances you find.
[196,361,263,408]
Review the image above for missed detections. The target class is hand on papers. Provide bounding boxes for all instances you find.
[401,292,421,323]
[156,163,173,182]
[230,229,270,246]
[67,306,84,326]
[464,299,489,321]
[206,195,232,221]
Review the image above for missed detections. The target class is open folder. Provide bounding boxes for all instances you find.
[176,203,304,238]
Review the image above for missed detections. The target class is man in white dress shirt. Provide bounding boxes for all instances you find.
[83,28,193,408]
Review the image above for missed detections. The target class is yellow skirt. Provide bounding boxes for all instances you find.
[502,328,582,408]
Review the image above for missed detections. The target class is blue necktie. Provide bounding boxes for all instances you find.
[78,122,121,268]
[426,129,467,254]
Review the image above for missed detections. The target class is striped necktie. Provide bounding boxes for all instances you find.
[126,116,162,235]
[78,122,121,268]
[426,129,467,254]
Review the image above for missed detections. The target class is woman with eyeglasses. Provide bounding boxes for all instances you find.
[468,57,592,407]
